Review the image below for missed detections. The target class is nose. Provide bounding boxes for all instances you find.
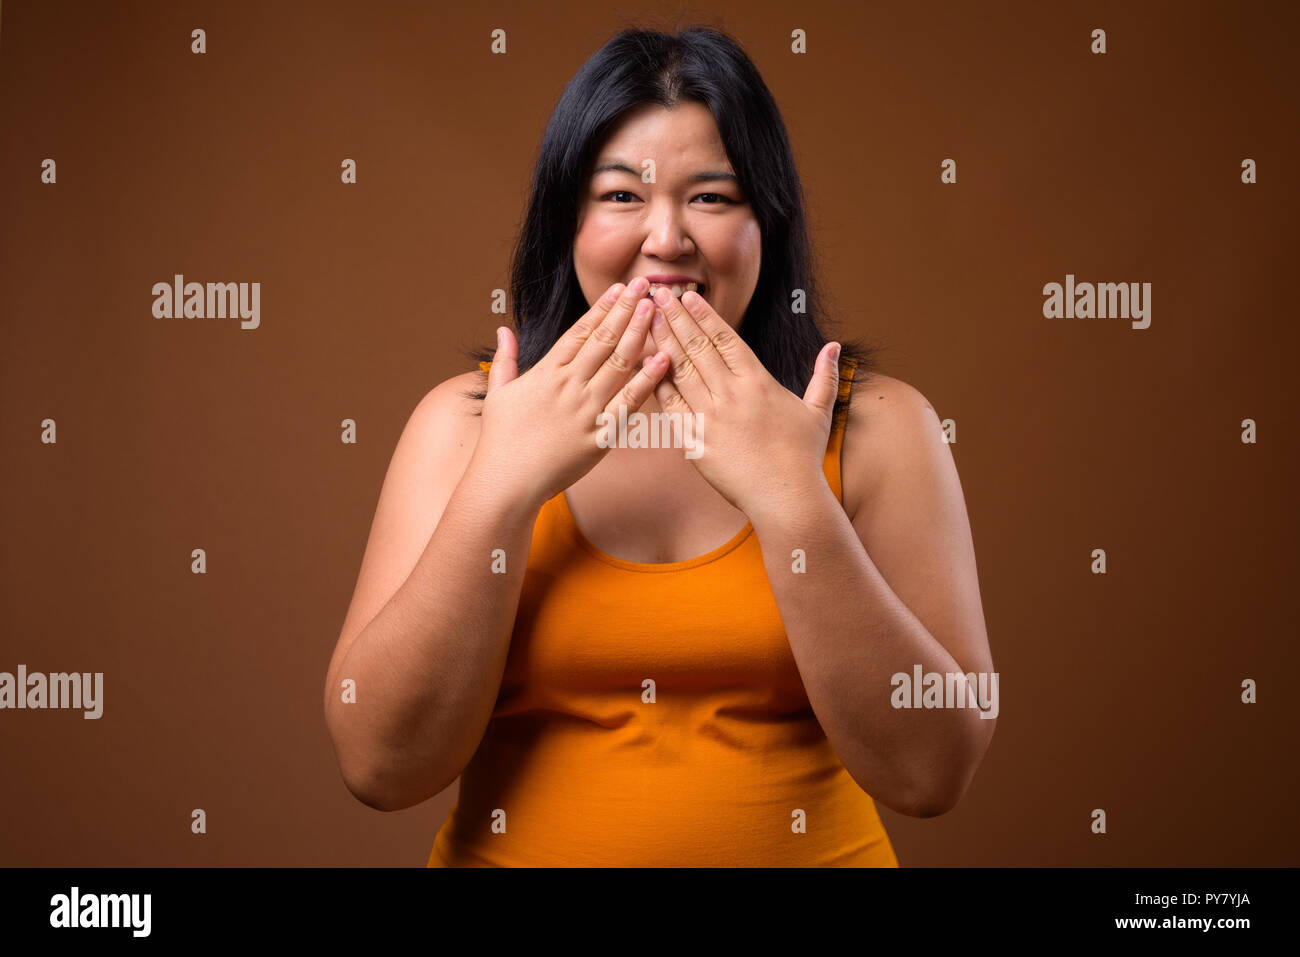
[640,201,695,259]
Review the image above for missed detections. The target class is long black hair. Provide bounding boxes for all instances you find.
[460,24,884,428]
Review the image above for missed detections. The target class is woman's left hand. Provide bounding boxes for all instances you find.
[648,285,843,521]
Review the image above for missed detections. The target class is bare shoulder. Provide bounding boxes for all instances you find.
[841,370,943,519]
[325,368,486,688]
[363,365,487,555]
[411,369,486,452]
[388,366,486,532]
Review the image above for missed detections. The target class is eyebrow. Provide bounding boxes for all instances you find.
[591,161,739,184]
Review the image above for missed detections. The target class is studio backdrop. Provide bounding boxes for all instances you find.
[1,0,1296,866]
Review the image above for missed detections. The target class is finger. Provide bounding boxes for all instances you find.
[567,279,650,377]
[602,350,672,420]
[649,303,712,408]
[652,369,693,417]
[589,295,655,402]
[803,342,841,416]
[680,287,759,374]
[547,280,627,366]
[653,285,731,386]
[486,326,518,392]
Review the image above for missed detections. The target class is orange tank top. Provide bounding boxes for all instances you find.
[428,355,899,866]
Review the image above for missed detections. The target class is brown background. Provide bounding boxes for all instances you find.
[1,0,1296,866]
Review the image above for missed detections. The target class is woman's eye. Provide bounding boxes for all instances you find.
[599,191,734,205]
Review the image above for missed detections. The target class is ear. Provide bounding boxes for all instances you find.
[802,343,841,417]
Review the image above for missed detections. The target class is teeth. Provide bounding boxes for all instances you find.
[645,281,700,299]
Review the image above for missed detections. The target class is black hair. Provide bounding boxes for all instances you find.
[459,23,885,429]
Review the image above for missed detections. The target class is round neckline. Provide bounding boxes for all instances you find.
[557,490,754,573]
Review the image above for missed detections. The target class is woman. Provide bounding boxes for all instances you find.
[324,26,996,867]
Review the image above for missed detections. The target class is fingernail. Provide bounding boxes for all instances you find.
[829,342,841,361]
[606,283,625,302]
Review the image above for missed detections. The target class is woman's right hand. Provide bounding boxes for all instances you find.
[470,276,670,511]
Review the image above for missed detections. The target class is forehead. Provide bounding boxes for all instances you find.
[591,102,730,170]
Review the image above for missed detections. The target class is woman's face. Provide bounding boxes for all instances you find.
[574,102,762,365]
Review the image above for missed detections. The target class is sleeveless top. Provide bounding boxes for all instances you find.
[428,355,899,867]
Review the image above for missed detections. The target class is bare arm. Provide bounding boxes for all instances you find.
[324,280,671,812]
[323,373,546,811]
[747,375,996,817]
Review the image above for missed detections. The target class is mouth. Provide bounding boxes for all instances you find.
[643,281,703,300]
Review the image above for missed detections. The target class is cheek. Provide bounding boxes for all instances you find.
[575,214,639,266]
[573,219,628,302]
[706,218,761,275]
[712,219,762,323]
[734,219,762,274]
